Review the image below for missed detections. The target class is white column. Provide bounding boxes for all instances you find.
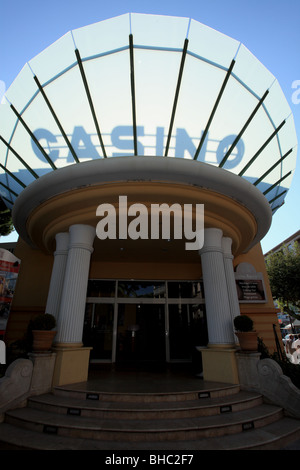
[199,228,235,346]
[45,232,69,322]
[55,224,96,346]
[222,237,240,332]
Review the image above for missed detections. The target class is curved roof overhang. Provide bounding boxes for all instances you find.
[12,156,271,256]
[1,13,297,240]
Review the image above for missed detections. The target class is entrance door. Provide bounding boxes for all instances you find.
[168,303,208,362]
[83,303,114,361]
[116,303,165,364]
[84,279,206,365]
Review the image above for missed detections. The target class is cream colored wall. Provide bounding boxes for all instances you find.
[234,243,280,354]
[234,243,274,309]
[12,238,53,307]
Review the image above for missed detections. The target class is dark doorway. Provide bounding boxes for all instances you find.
[116,303,165,365]
[83,303,114,361]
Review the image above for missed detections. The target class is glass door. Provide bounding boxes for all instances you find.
[83,303,115,361]
[84,279,206,365]
[116,303,165,364]
[167,303,208,362]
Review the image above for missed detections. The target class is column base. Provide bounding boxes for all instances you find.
[54,342,83,349]
[52,346,92,387]
[197,346,239,384]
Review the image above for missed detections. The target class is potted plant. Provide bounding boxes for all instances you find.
[30,313,57,353]
[233,314,258,351]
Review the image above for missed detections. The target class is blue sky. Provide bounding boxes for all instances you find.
[0,0,299,253]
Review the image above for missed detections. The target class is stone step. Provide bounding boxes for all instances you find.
[53,383,240,403]
[1,415,299,450]
[1,375,299,450]
[4,403,284,442]
[28,390,263,420]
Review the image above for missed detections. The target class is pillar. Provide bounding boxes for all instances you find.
[222,236,240,342]
[199,228,235,346]
[55,224,96,346]
[45,232,69,322]
[53,224,95,386]
[198,228,239,384]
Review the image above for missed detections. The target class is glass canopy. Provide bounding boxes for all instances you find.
[0,13,297,213]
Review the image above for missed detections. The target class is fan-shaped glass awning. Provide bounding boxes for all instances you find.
[0,13,297,213]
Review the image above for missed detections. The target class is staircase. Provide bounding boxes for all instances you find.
[0,380,299,450]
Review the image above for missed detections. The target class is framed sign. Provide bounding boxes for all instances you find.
[236,279,266,302]
[235,262,267,304]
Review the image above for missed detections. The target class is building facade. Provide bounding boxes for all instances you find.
[0,14,297,386]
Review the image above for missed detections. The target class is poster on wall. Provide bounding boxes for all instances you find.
[0,248,20,339]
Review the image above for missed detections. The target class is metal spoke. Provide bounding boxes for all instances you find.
[219,90,269,168]
[165,39,189,156]
[75,49,107,158]
[129,34,138,155]
[34,75,79,163]
[194,59,235,160]
[10,104,57,170]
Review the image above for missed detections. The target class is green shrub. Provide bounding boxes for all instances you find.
[31,313,56,331]
[233,315,254,332]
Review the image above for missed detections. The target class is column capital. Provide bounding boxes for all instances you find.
[69,224,96,252]
[222,236,233,260]
[54,232,69,256]
[199,227,223,255]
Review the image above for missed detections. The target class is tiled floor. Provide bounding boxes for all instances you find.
[63,363,230,394]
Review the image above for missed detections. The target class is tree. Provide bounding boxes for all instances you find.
[0,204,14,236]
[265,242,300,322]
[0,198,13,236]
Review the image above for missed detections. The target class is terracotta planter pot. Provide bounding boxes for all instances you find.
[32,330,57,353]
[236,331,258,352]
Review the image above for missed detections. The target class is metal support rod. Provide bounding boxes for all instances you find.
[10,104,57,170]
[194,59,235,160]
[0,181,18,198]
[263,171,292,195]
[0,163,26,188]
[34,75,79,163]
[0,136,39,179]
[75,49,107,158]
[269,189,287,205]
[1,195,14,206]
[165,38,189,156]
[129,34,138,156]
[253,148,292,186]
[219,89,269,168]
[239,120,286,176]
